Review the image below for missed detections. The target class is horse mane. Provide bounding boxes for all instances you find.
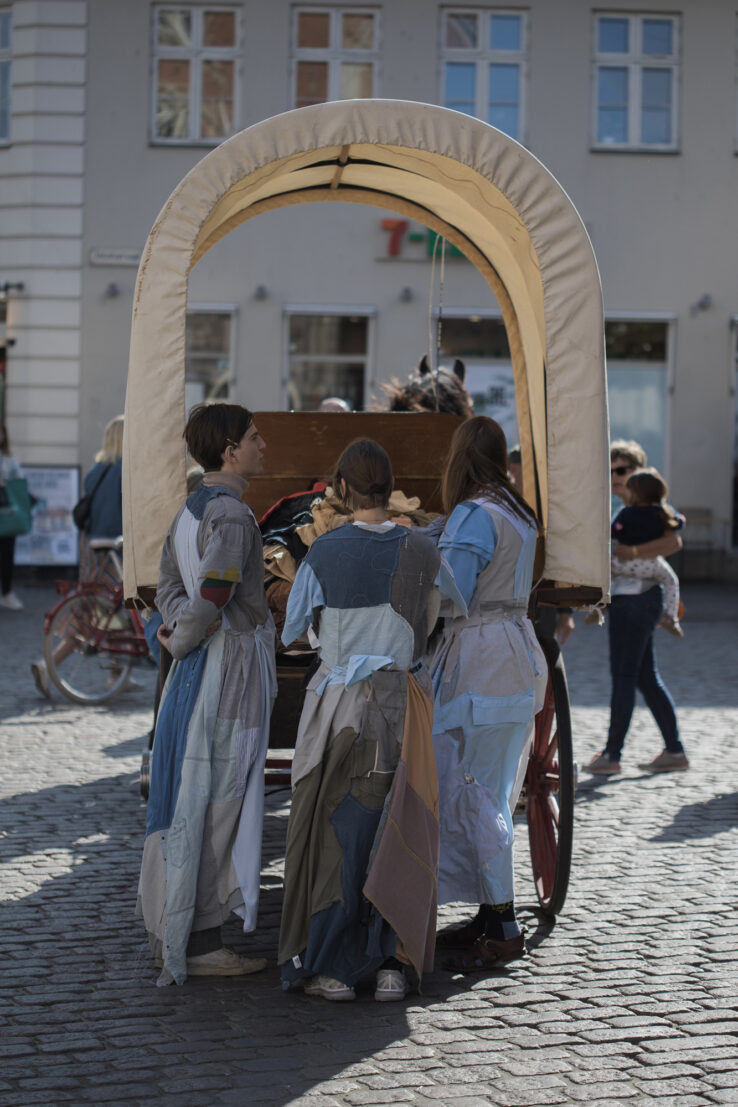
[382,356,473,418]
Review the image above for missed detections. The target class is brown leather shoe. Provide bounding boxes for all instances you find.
[442,933,526,973]
[436,915,485,949]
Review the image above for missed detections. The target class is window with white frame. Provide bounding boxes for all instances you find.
[441,9,527,141]
[0,9,11,143]
[152,6,239,143]
[286,312,371,411]
[593,13,679,150]
[292,8,379,108]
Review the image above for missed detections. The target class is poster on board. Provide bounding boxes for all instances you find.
[15,465,80,566]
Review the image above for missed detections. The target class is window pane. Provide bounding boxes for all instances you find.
[598,108,627,144]
[156,58,190,137]
[289,314,368,356]
[641,68,671,143]
[296,60,328,107]
[203,11,235,48]
[0,61,9,140]
[0,12,11,51]
[597,65,629,143]
[489,63,518,103]
[598,17,628,54]
[157,9,191,47]
[289,361,365,412]
[187,312,231,353]
[598,66,628,105]
[340,62,373,99]
[201,60,233,138]
[342,12,374,50]
[444,62,476,113]
[489,103,518,138]
[605,321,667,361]
[445,13,477,49]
[642,19,672,56]
[490,14,521,51]
[297,11,330,48]
[441,317,510,359]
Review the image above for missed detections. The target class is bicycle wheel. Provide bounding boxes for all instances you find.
[44,588,133,705]
[526,641,574,917]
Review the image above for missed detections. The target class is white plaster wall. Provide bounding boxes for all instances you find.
[69,0,738,540]
[0,0,87,465]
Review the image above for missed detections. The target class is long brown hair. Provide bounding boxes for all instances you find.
[626,467,679,530]
[332,438,393,510]
[442,416,537,528]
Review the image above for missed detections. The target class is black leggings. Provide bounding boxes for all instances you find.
[0,536,15,595]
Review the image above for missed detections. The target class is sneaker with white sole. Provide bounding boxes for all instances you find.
[31,659,51,700]
[374,968,407,1002]
[185,947,267,976]
[638,750,689,773]
[585,751,621,775]
[303,974,355,1001]
[0,591,23,611]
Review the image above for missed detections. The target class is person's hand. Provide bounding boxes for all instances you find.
[391,514,413,528]
[555,612,575,645]
[204,617,222,637]
[156,624,173,653]
[613,543,636,561]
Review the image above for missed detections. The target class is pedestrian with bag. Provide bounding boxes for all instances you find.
[31,414,124,697]
[0,422,32,611]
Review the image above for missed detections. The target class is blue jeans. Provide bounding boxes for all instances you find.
[606,586,683,761]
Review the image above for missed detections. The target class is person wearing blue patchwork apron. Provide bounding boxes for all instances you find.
[429,416,547,973]
[137,403,276,986]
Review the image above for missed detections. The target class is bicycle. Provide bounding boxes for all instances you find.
[43,537,154,706]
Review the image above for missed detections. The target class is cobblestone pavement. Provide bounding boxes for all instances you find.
[1,581,737,1107]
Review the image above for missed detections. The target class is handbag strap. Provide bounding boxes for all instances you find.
[85,464,111,505]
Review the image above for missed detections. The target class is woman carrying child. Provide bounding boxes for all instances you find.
[587,463,688,776]
[429,417,546,973]
[611,468,683,637]
[278,438,454,1002]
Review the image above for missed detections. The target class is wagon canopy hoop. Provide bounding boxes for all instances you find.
[124,99,610,603]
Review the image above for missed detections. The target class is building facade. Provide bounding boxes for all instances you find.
[1,0,736,567]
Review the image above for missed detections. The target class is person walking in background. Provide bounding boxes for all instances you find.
[77,414,124,582]
[0,422,25,611]
[430,417,546,973]
[30,415,125,698]
[138,403,276,985]
[586,440,688,776]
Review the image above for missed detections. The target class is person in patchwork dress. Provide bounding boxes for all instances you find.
[278,438,463,1003]
[429,417,547,973]
[137,403,277,985]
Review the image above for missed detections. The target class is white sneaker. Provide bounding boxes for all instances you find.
[31,659,51,699]
[0,591,23,611]
[186,947,267,976]
[303,974,355,1001]
[374,968,407,1002]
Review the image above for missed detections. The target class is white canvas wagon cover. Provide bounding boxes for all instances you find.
[123,99,610,602]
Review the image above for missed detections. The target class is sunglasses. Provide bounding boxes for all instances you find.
[610,465,634,476]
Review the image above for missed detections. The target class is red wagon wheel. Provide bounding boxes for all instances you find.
[526,640,574,916]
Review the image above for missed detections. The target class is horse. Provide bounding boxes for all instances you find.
[382,356,473,418]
